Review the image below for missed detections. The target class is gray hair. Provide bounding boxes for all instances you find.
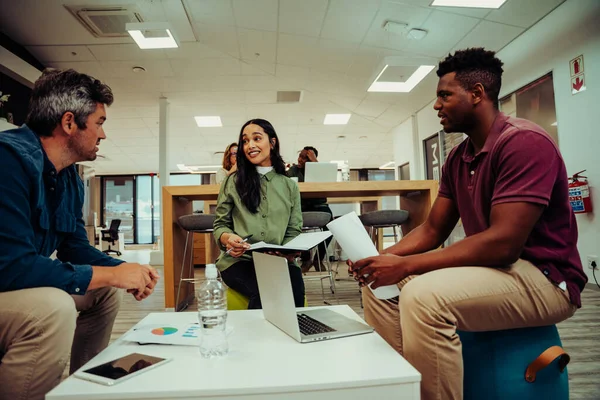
[26,69,114,137]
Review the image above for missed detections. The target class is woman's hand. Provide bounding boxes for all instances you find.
[222,233,250,258]
[228,163,237,175]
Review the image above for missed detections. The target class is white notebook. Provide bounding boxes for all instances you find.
[249,231,332,253]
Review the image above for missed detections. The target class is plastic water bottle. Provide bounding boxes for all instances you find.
[197,264,228,358]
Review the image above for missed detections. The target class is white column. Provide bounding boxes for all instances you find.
[150,96,169,266]
[411,114,422,180]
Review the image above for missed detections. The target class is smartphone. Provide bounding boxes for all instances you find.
[73,353,172,386]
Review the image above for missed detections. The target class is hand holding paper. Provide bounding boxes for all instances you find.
[326,212,400,299]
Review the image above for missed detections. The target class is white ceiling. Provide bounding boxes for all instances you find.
[0,0,565,174]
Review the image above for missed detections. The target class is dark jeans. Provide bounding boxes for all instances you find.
[220,260,305,309]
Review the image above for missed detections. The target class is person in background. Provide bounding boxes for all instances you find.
[287,146,333,272]
[215,142,238,184]
[350,48,586,400]
[213,119,305,309]
[0,69,160,400]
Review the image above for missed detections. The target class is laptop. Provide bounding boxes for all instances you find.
[252,252,374,343]
[304,162,339,183]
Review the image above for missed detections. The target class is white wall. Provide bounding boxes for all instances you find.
[392,0,600,280]
[392,118,414,179]
[498,0,600,281]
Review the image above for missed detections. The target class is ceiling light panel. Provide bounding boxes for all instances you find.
[430,0,508,9]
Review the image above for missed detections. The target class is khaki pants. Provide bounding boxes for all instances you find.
[363,259,577,400]
[0,286,122,400]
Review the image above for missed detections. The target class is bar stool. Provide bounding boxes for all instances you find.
[175,213,216,311]
[359,210,409,248]
[301,211,338,305]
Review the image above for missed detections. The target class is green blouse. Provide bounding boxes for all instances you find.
[213,169,302,271]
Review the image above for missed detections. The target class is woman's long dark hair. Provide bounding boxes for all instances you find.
[235,119,286,213]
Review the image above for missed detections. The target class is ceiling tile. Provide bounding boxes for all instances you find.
[169,58,242,77]
[453,20,524,52]
[486,0,565,28]
[232,0,278,32]
[101,60,174,79]
[320,0,381,43]
[186,0,235,26]
[401,10,480,57]
[47,61,107,80]
[275,64,311,85]
[279,0,328,37]
[245,91,277,104]
[362,2,432,49]
[87,44,167,61]
[241,61,276,76]
[354,99,392,118]
[346,46,383,79]
[26,45,96,62]
[312,39,358,74]
[276,34,318,68]
[237,28,277,63]
[194,23,240,58]
[164,42,232,59]
[326,94,366,112]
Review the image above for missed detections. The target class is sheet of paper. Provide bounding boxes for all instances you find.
[248,231,332,252]
[327,212,400,300]
[122,323,201,346]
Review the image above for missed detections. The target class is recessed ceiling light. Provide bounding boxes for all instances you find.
[132,66,146,73]
[407,28,428,40]
[126,22,179,49]
[430,0,507,9]
[194,116,222,127]
[383,21,408,35]
[324,114,351,125]
[368,65,435,93]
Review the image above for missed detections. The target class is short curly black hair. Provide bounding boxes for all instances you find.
[437,48,504,109]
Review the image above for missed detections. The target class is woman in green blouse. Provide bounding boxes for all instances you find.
[213,119,305,309]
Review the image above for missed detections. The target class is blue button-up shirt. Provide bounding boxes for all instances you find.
[0,125,123,295]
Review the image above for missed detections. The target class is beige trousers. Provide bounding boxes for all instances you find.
[0,286,122,400]
[363,259,577,400]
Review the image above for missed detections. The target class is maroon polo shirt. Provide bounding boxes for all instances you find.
[438,112,587,307]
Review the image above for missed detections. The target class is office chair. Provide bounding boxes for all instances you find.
[101,219,122,256]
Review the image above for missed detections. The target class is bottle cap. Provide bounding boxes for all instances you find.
[205,263,218,279]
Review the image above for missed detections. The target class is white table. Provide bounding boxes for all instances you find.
[47,305,420,400]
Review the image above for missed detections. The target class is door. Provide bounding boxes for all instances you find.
[102,176,136,244]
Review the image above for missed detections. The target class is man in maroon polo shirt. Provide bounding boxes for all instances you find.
[351,48,587,400]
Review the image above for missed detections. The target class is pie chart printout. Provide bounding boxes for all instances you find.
[151,327,178,336]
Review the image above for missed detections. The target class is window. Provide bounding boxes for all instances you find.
[500,73,558,144]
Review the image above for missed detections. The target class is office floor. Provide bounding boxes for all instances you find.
[106,249,600,399]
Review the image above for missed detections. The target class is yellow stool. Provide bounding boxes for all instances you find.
[227,288,307,310]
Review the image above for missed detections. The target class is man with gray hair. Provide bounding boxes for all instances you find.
[0,69,160,400]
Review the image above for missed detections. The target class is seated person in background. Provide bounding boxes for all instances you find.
[287,146,333,272]
[0,69,160,400]
[213,119,305,309]
[350,48,586,400]
[215,142,238,184]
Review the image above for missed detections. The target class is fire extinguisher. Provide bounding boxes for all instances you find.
[568,170,593,214]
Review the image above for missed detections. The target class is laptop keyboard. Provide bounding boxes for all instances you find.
[297,313,337,335]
